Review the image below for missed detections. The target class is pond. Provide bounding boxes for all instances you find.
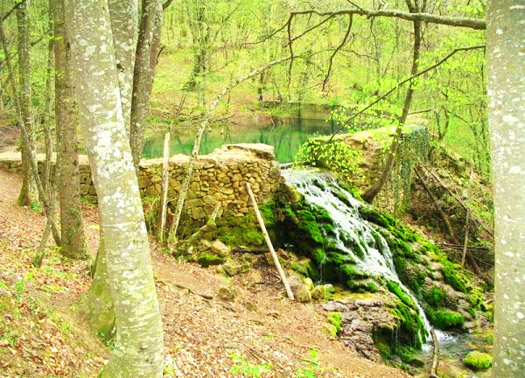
[142,118,337,163]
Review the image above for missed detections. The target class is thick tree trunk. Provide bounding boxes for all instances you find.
[129,0,163,171]
[108,0,139,130]
[487,1,525,376]
[51,0,86,260]
[15,1,38,207]
[64,0,164,376]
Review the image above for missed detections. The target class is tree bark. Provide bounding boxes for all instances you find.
[64,0,164,376]
[52,0,86,260]
[15,1,38,207]
[487,1,525,376]
[108,0,139,130]
[129,0,163,171]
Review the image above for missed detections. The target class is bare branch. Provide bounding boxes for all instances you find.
[323,15,353,91]
[290,8,485,30]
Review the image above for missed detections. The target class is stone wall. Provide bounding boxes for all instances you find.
[0,144,284,220]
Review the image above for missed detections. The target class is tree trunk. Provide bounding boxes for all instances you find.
[64,0,164,376]
[15,1,38,207]
[52,0,86,260]
[487,1,525,376]
[129,0,163,171]
[108,0,139,130]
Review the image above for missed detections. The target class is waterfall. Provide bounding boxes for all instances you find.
[283,169,432,343]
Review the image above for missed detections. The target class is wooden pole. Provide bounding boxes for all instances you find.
[429,327,439,377]
[246,182,294,300]
[159,132,170,242]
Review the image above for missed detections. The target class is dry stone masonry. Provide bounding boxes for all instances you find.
[0,144,284,220]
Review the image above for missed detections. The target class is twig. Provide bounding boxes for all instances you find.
[246,182,294,301]
[323,15,353,91]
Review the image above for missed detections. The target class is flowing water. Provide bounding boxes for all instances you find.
[283,169,432,344]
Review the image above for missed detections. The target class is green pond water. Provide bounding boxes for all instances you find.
[142,118,336,163]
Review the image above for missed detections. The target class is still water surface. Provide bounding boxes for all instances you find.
[142,118,335,163]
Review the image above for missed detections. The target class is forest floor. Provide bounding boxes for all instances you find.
[0,169,415,378]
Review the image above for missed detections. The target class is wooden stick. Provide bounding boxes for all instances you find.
[461,170,473,268]
[246,182,294,300]
[430,327,439,378]
[159,132,170,242]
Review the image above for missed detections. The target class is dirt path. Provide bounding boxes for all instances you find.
[0,168,411,378]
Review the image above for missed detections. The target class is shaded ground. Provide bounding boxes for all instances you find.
[0,168,411,378]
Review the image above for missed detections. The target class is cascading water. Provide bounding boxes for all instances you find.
[283,169,432,344]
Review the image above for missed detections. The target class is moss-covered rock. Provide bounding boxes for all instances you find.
[327,311,343,336]
[198,253,225,267]
[463,351,492,371]
[429,309,465,330]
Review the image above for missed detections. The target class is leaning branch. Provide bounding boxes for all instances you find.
[1,0,28,21]
[168,54,298,242]
[329,45,485,139]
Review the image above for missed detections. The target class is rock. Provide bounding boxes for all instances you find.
[222,258,242,276]
[198,253,224,267]
[311,284,334,301]
[287,273,312,303]
[217,286,237,301]
[463,351,492,371]
[210,239,230,257]
[244,270,264,286]
[295,285,312,303]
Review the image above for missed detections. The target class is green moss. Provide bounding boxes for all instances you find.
[258,201,276,227]
[243,230,265,246]
[297,209,324,244]
[395,346,425,367]
[463,351,492,371]
[429,309,465,330]
[392,301,426,349]
[441,261,469,294]
[424,287,447,308]
[373,333,392,359]
[327,312,343,336]
[198,253,225,267]
[387,280,417,309]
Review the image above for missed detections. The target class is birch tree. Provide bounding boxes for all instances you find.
[487,1,525,376]
[64,0,164,376]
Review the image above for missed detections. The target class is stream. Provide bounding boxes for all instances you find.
[282,169,491,373]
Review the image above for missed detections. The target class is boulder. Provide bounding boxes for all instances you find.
[210,239,230,257]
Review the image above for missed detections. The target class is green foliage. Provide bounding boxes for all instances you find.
[441,260,470,294]
[29,202,42,213]
[295,139,361,179]
[463,351,492,371]
[230,353,271,377]
[295,350,321,378]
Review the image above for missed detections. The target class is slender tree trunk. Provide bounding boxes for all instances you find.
[108,0,139,130]
[362,4,422,204]
[129,0,163,171]
[15,1,38,207]
[64,0,164,376]
[52,0,86,260]
[487,1,525,376]
[0,10,61,247]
